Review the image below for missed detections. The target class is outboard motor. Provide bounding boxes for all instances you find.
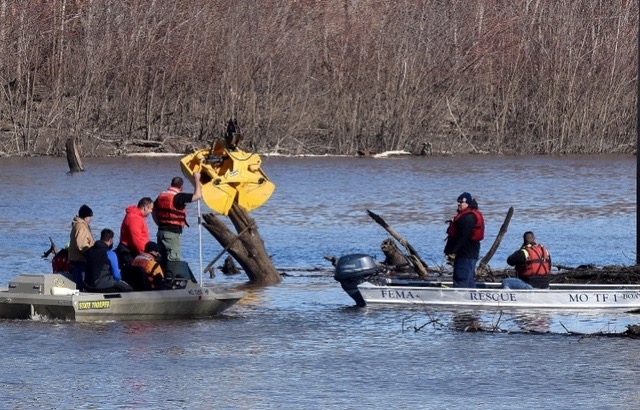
[334,254,380,307]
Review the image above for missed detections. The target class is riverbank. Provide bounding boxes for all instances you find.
[1,134,636,160]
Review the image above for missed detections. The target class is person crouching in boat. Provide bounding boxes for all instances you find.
[85,229,134,293]
[444,192,485,288]
[131,241,166,290]
[503,231,551,289]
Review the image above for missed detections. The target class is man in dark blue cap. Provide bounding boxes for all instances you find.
[444,192,485,287]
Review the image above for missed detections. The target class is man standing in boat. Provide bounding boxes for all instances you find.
[444,192,485,288]
[153,172,202,264]
[68,204,95,291]
[503,231,551,289]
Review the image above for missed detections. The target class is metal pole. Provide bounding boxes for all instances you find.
[198,200,203,286]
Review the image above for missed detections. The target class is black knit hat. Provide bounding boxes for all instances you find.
[457,192,473,204]
[78,204,93,218]
[144,241,160,254]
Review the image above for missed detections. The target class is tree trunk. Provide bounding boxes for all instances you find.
[476,206,514,279]
[201,203,281,285]
[65,137,84,173]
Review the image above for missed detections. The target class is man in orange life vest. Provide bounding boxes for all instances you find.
[131,241,165,290]
[153,173,202,264]
[444,192,485,288]
[503,231,552,289]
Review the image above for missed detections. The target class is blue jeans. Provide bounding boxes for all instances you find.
[70,261,86,291]
[453,257,477,288]
[502,278,533,289]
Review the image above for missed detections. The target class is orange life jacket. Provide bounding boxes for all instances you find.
[447,208,485,242]
[517,244,551,277]
[155,187,187,227]
[131,252,164,289]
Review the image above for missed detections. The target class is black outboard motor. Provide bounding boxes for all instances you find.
[334,254,380,307]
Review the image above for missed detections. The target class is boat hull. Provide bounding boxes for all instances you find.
[0,274,244,321]
[357,280,640,311]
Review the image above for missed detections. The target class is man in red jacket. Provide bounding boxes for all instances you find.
[116,197,154,267]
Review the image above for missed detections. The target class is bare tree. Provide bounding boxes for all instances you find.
[0,0,636,156]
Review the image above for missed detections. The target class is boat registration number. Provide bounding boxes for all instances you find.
[77,300,111,310]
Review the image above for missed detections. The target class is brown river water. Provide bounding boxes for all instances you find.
[0,154,638,409]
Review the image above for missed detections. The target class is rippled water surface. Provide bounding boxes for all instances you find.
[0,155,639,409]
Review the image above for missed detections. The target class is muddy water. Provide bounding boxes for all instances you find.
[0,155,638,409]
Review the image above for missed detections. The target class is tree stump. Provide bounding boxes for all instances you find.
[201,203,281,285]
[65,137,84,173]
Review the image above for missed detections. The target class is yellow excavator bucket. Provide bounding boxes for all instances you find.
[180,141,275,215]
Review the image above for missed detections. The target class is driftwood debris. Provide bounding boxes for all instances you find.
[127,139,164,148]
[366,209,428,277]
[42,237,59,259]
[201,204,281,285]
[65,137,84,173]
[476,206,514,279]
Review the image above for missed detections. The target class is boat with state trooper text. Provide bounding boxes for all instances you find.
[333,254,640,312]
[0,261,244,321]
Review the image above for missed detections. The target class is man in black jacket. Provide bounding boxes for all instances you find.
[85,229,133,293]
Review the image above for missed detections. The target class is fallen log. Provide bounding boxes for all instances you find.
[476,206,514,279]
[127,139,164,148]
[201,203,281,285]
[366,209,428,277]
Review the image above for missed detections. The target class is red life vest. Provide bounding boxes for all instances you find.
[447,208,485,242]
[52,248,71,273]
[517,244,551,277]
[155,187,187,227]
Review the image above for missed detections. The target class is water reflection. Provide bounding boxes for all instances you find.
[450,312,484,332]
[511,313,551,333]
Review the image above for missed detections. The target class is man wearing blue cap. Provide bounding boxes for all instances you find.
[444,192,485,287]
